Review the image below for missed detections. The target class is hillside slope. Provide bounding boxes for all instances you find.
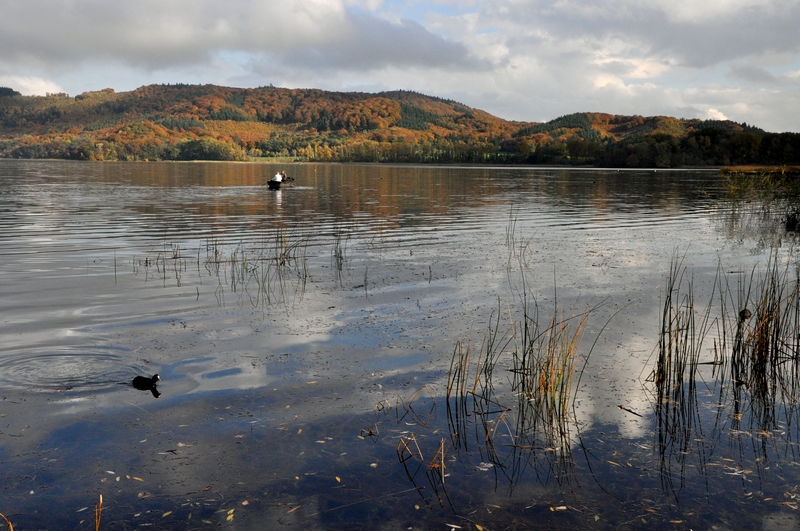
[1,84,797,167]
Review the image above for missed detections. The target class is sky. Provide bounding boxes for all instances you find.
[1,0,799,132]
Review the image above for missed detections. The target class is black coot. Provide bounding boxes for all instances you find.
[132,374,161,397]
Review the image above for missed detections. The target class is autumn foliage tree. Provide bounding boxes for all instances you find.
[0,83,797,167]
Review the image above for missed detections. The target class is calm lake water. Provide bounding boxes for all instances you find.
[1,160,797,530]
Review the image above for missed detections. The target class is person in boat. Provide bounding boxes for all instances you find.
[271,171,283,182]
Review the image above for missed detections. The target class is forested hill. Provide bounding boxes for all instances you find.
[1,83,798,167]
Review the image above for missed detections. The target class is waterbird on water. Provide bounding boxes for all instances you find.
[132,374,161,398]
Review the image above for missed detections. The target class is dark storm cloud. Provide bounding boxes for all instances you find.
[0,0,479,72]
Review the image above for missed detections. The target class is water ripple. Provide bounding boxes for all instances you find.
[0,347,145,393]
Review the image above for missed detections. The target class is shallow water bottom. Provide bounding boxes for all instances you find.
[5,379,800,531]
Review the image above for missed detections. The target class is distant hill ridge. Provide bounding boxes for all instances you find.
[0,83,797,167]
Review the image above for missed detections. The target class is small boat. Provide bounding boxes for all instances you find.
[266,173,295,190]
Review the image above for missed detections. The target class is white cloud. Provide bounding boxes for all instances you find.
[705,108,729,120]
[0,75,63,95]
[1,0,800,131]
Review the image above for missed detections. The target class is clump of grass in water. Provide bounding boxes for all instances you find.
[647,249,800,498]
[510,294,592,450]
[644,254,717,495]
[202,229,309,309]
[720,170,800,250]
[717,251,800,430]
[445,280,605,485]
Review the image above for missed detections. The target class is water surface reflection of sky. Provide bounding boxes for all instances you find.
[2,161,788,529]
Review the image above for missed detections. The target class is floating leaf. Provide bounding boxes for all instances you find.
[162,511,172,518]
[297,429,302,435]
[335,476,341,483]
[133,477,144,482]
[235,435,244,439]
[307,381,317,384]
[241,501,249,506]
[287,506,301,514]
[316,440,326,444]
[476,525,485,531]
[226,513,234,522]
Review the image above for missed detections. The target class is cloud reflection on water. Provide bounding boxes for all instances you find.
[4,162,780,528]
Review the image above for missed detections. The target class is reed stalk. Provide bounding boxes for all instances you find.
[0,512,13,531]
[95,494,103,531]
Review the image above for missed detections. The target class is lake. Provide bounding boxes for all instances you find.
[1,160,798,530]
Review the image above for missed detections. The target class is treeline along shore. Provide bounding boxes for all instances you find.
[1,84,799,168]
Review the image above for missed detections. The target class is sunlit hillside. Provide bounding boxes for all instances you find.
[1,84,798,167]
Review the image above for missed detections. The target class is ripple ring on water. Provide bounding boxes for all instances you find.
[0,349,144,393]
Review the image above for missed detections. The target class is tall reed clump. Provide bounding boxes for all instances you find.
[445,281,602,482]
[646,255,717,495]
[719,170,800,251]
[651,256,716,428]
[716,252,800,431]
[648,249,800,498]
[511,293,592,450]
